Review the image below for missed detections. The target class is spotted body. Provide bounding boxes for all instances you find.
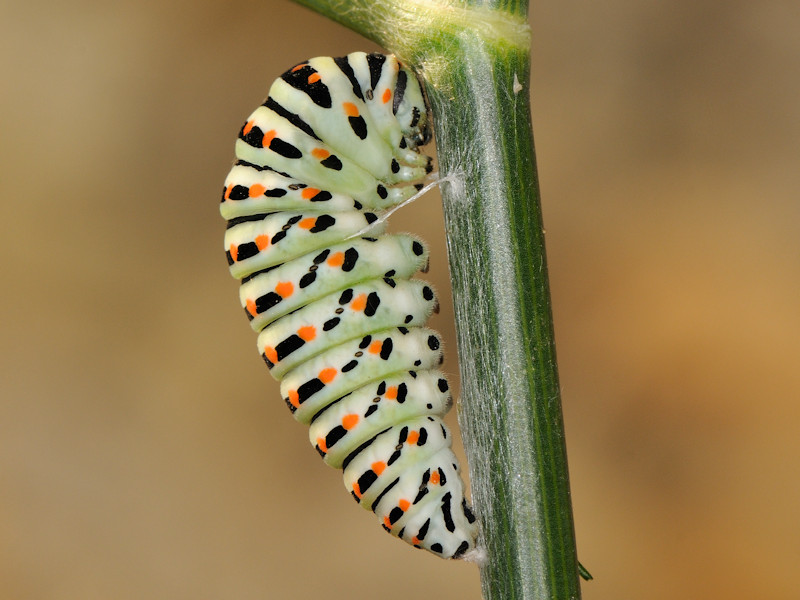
[221,52,478,559]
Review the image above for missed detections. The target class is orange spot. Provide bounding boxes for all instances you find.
[255,235,269,250]
[301,187,320,199]
[287,390,299,407]
[249,184,266,198]
[311,147,330,159]
[398,499,410,512]
[318,368,337,384]
[307,72,321,84]
[383,516,392,529]
[342,101,359,117]
[407,431,419,445]
[342,414,359,430]
[242,120,254,135]
[326,252,344,267]
[245,299,258,317]
[262,129,276,148]
[229,244,238,262]
[411,536,420,545]
[297,325,316,342]
[291,63,306,72]
[352,482,362,498]
[368,340,383,354]
[430,471,440,485]
[275,281,294,298]
[298,217,316,229]
[351,294,368,312]
[264,347,278,364]
[385,386,398,400]
[224,184,233,200]
[372,461,386,475]
[316,437,328,453]
[382,88,392,104]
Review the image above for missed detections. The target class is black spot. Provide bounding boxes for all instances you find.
[270,230,287,245]
[364,292,381,317]
[379,338,393,360]
[312,249,330,264]
[269,137,302,159]
[265,187,287,197]
[418,428,428,446]
[437,378,449,392]
[412,240,424,255]
[431,543,443,554]
[384,278,397,288]
[274,334,306,361]
[341,359,358,372]
[453,541,470,559]
[385,269,396,277]
[310,214,336,232]
[339,289,354,304]
[390,159,400,173]
[376,185,387,199]
[364,212,378,223]
[398,327,409,334]
[376,381,386,395]
[323,317,340,331]
[404,315,413,323]
[234,241,259,262]
[342,248,359,271]
[309,190,332,202]
[320,155,342,170]
[325,425,347,449]
[299,271,317,288]
[296,377,325,403]
[396,383,408,403]
[365,404,378,418]
[358,335,372,349]
[226,185,249,201]
[240,124,265,147]
[348,115,368,139]
[256,292,283,314]
[422,286,434,301]
[427,335,440,351]
[388,506,404,525]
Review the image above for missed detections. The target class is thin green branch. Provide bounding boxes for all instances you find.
[289,2,582,599]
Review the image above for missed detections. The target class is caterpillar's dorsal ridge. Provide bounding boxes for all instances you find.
[221,52,478,560]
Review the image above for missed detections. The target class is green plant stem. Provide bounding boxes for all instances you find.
[291,2,581,599]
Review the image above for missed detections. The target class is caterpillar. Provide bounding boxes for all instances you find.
[220,52,478,559]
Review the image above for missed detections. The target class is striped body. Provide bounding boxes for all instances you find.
[221,52,478,559]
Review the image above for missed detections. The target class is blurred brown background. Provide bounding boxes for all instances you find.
[2,1,798,598]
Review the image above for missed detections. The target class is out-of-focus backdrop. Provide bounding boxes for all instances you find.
[2,1,798,599]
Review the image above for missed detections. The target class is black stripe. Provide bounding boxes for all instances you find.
[366,53,386,91]
[263,97,321,141]
[280,65,332,108]
[441,492,456,532]
[371,477,400,512]
[333,55,364,101]
[393,68,407,115]
[341,426,391,470]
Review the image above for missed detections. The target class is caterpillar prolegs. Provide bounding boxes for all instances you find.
[220,52,478,559]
